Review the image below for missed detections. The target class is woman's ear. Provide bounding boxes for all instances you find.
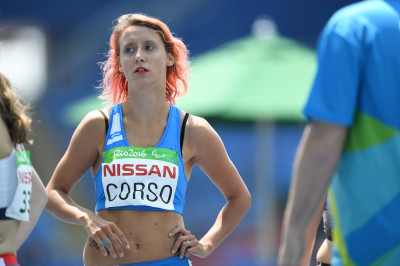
[167,54,174,66]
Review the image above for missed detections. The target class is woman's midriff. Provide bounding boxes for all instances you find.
[83,209,184,266]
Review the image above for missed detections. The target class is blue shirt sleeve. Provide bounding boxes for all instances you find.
[303,19,362,127]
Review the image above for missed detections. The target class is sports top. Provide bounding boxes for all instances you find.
[0,148,18,209]
[0,143,32,221]
[93,103,188,215]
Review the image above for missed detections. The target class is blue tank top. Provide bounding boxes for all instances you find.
[93,103,188,215]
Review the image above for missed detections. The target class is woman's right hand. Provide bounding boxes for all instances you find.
[81,211,130,259]
[169,226,210,259]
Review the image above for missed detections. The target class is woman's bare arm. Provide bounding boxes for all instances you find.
[170,116,251,258]
[16,167,47,249]
[45,111,129,258]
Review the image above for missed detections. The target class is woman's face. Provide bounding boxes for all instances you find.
[118,25,173,92]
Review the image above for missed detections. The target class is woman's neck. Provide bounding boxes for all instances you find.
[123,93,170,125]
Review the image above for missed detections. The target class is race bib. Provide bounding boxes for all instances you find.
[5,147,32,221]
[102,147,179,210]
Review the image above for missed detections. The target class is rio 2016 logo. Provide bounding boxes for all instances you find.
[113,149,146,158]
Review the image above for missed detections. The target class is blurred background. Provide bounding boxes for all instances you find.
[0,0,359,265]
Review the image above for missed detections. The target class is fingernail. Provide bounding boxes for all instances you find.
[119,252,124,258]
[171,250,175,254]
[126,244,130,249]
[169,233,172,237]
[112,254,117,259]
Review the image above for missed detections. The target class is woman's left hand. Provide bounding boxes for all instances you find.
[169,226,209,259]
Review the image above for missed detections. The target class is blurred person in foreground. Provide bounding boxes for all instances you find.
[278,0,400,265]
[45,13,251,266]
[0,73,48,266]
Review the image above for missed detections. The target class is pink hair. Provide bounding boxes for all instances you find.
[99,14,190,105]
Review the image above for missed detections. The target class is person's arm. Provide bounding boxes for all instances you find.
[299,196,326,266]
[45,111,129,259]
[278,120,347,266]
[16,167,47,249]
[170,116,251,258]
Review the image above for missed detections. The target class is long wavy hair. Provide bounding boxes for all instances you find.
[99,13,190,106]
[0,73,32,144]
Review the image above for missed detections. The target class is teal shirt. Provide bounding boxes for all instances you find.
[304,0,400,264]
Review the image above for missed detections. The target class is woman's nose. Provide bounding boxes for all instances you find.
[135,50,145,63]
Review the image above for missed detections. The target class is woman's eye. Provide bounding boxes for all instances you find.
[146,44,155,50]
[125,47,133,53]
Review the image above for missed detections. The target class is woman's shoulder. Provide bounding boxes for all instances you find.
[74,107,111,138]
[181,112,209,130]
[180,112,217,142]
[81,107,111,125]
[0,118,13,159]
[180,112,228,164]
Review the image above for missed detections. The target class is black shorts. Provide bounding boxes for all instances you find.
[0,208,12,220]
